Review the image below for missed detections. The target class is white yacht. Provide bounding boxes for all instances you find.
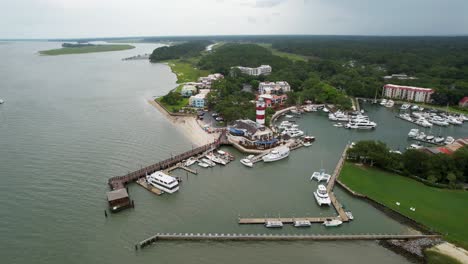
[0,98,4,104]
[408,129,419,138]
[262,146,290,162]
[287,130,304,138]
[240,157,253,168]
[408,143,423,150]
[380,99,387,105]
[293,220,311,227]
[328,111,349,121]
[434,136,445,144]
[385,100,395,108]
[447,116,463,125]
[345,120,377,129]
[197,161,210,168]
[322,107,329,113]
[444,136,455,145]
[345,211,354,220]
[314,184,331,206]
[265,220,283,228]
[323,219,342,227]
[310,169,331,182]
[400,104,411,110]
[206,153,227,165]
[184,157,197,167]
[426,135,435,141]
[414,118,432,128]
[398,113,413,122]
[285,115,294,118]
[333,123,343,127]
[201,158,216,167]
[146,171,179,193]
[411,105,420,111]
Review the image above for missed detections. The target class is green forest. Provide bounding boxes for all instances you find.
[149,40,211,62]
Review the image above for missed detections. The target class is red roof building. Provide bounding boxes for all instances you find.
[459,97,468,107]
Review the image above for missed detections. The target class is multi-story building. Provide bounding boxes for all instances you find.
[180,84,197,97]
[258,81,291,94]
[234,65,272,76]
[198,73,223,89]
[382,84,434,103]
[188,89,210,108]
[258,94,288,107]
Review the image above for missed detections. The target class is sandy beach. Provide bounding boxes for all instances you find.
[148,99,219,147]
[430,242,468,263]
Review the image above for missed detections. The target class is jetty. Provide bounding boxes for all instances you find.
[238,145,350,224]
[137,233,441,248]
[106,131,229,209]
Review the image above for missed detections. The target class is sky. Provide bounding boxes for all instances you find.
[1,0,468,39]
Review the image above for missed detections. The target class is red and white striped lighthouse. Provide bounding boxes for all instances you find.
[256,98,266,125]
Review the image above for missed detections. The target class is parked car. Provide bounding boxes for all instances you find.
[215,117,224,122]
[212,112,219,117]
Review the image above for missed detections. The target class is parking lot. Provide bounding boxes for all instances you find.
[197,110,225,128]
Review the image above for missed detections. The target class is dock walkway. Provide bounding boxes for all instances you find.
[137,233,441,248]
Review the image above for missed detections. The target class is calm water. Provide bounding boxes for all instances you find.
[1,42,466,264]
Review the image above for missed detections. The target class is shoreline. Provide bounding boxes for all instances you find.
[148,99,219,147]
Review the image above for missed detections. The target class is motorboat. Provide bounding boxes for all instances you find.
[345,120,377,129]
[265,220,283,228]
[411,105,419,111]
[414,118,432,128]
[345,211,354,220]
[385,100,395,108]
[146,171,179,193]
[240,158,253,168]
[333,123,343,127]
[206,153,227,165]
[398,113,413,122]
[447,116,463,125]
[323,219,342,227]
[303,142,312,147]
[262,146,290,162]
[400,104,411,110]
[380,99,387,105]
[434,136,445,143]
[408,129,419,138]
[201,158,216,167]
[310,169,331,182]
[0,98,4,104]
[416,132,426,140]
[428,116,449,126]
[322,107,329,113]
[290,109,301,115]
[389,150,402,155]
[197,162,210,168]
[426,135,435,141]
[328,111,349,121]
[287,130,304,138]
[293,220,311,227]
[314,184,331,206]
[285,115,294,118]
[303,136,315,142]
[184,157,197,167]
[444,136,455,145]
[408,143,423,150]
[349,114,369,121]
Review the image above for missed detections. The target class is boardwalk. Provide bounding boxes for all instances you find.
[137,233,441,248]
[107,131,228,191]
[239,145,350,224]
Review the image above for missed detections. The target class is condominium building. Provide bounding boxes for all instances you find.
[382,84,434,103]
[189,89,210,108]
[234,65,272,76]
[198,73,224,89]
[258,81,291,94]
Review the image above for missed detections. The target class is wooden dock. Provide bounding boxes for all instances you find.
[137,233,441,248]
[136,178,163,195]
[238,145,350,224]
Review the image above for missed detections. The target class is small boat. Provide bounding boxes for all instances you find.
[400,104,411,110]
[389,150,402,155]
[380,99,387,105]
[201,158,216,167]
[285,115,294,118]
[444,136,455,145]
[411,105,419,111]
[322,107,329,113]
[303,142,312,147]
[197,162,210,168]
[240,158,253,168]
[345,211,354,220]
[323,219,342,227]
[206,153,227,165]
[333,123,343,127]
[303,136,315,142]
[265,220,283,228]
[184,157,197,167]
[0,98,4,104]
[360,109,365,114]
[426,135,435,141]
[408,128,419,138]
[293,220,311,227]
[434,136,445,143]
[310,169,331,182]
[385,100,395,108]
[408,143,423,150]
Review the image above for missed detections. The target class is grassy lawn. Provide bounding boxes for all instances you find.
[257,43,308,62]
[167,59,210,83]
[414,103,468,115]
[340,162,468,249]
[424,249,463,264]
[156,97,188,113]
[39,44,135,55]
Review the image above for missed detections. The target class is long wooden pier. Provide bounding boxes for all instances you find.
[137,233,441,248]
[107,131,228,191]
[239,145,350,225]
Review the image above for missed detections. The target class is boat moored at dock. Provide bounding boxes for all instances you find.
[323,219,343,227]
[314,184,331,206]
[265,220,283,228]
[310,169,331,182]
[262,146,290,163]
[293,220,311,227]
[146,171,179,194]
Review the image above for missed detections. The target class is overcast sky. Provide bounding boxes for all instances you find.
[1,0,468,39]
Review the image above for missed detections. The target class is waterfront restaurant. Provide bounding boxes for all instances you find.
[228,119,278,149]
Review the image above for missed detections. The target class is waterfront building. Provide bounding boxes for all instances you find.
[189,89,210,108]
[383,73,418,80]
[382,84,434,103]
[258,81,291,94]
[180,84,198,97]
[106,188,131,212]
[258,94,288,107]
[459,97,468,107]
[234,65,272,76]
[198,73,223,89]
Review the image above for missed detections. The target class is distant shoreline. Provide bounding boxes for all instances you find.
[39,44,135,56]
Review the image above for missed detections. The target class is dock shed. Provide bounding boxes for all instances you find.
[107,189,131,213]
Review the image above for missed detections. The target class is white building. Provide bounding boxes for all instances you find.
[382,84,434,103]
[198,73,223,89]
[258,81,291,94]
[189,89,211,108]
[234,65,272,76]
[383,74,418,80]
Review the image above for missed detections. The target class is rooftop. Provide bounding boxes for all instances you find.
[106,188,129,202]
